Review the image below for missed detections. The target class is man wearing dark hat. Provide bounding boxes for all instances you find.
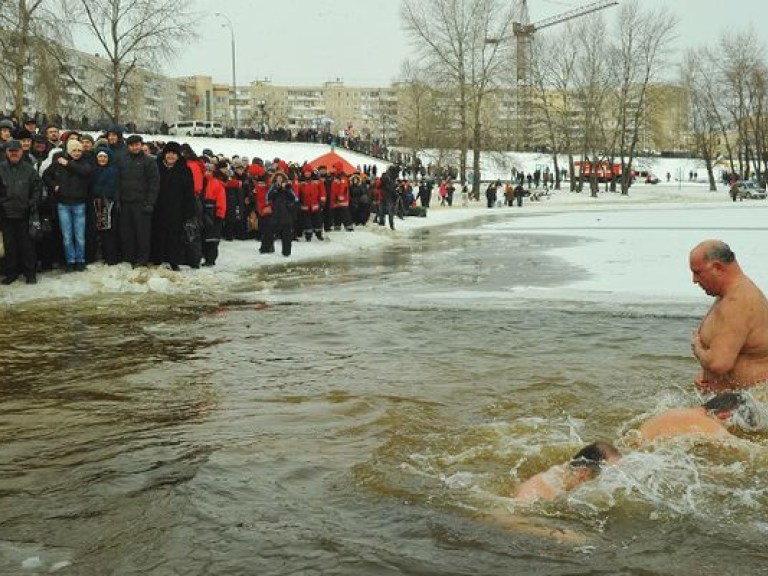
[23,116,37,135]
[13,129,34,163]
[106,125,127,164]
[0,140,43,284]
[117,134,159,267]
[0,119,15,151]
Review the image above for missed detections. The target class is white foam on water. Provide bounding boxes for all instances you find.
[21,556,43,569]
[0,540,74,573]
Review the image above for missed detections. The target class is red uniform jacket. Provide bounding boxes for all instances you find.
[203,175,227,219]
[187,158,205,196]
[253,179,271,217]
[313,176,327,206]
[299,180,325,214]
[329,174,350,208]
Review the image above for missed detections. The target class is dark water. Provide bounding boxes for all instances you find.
[1,217,767,575]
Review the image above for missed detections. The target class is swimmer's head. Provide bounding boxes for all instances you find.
[704,392,743,414]
[568,442,622,473]
[705,392,763,431]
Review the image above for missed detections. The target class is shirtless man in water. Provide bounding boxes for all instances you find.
[511,394,752,504]
[689,239,768,393]
[479,442,621,542]
[510,442,622,502]
[636,392,763,440]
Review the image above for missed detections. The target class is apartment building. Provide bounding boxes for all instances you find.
[0,41,690,152]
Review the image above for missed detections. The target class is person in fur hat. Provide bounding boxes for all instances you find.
[151,141,196,270]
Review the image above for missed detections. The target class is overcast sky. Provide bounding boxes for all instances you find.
[162,0,768,87]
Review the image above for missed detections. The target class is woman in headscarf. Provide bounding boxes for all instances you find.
[91,146,120,264]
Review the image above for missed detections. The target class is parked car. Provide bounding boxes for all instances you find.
[737,181,767,199]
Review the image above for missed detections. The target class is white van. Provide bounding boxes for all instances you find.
[203,121,224,137]
[168,120,207,137]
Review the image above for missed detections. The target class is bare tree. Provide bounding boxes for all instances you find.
[682,48,724,191]
[612,0,678,195]
[0,0,71,118]
[401,0,514,192]
[714,30,767,180]
[572,15,613,196]
[529,25,580,190]
[397,61,440,161]
[41,0,198,123]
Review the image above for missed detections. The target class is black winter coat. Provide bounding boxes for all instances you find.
[155,159,196,233]
[0,159,42,219]
[267,182,298,228]
[43,152,94,205]
[118,151,159,208]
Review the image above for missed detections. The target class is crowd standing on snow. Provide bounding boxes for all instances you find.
[0,118,479,287]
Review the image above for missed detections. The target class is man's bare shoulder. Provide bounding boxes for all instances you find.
[726,279,768,323]
[713,280,764,320]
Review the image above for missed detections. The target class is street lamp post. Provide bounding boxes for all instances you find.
[215,12,238,134]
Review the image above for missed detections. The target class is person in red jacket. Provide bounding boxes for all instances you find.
[250,164,273,253]
[311,168,326,240]
[181,143,205,197]
[297,164,322,242]
[329,162,352,232]
[178,144,206,267]
[201,162,227,266]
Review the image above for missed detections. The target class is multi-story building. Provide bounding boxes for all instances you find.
[0,40,692,152]
[243,79,400,140]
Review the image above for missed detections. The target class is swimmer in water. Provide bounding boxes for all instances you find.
[637,392,762,441]
[478,442,621,543]
[510,441,622,502]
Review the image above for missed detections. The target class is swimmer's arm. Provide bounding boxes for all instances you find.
[477,509,585,543]
[692,303,749,376]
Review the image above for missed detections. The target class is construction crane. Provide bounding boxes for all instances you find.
[514,0,618,88]
[491,0,619,149]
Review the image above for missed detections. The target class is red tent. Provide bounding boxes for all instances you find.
[307,151,357,175]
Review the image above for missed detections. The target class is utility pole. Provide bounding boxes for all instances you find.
[215,12,238,134]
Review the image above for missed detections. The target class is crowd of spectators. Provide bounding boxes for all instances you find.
[0,117,460,287]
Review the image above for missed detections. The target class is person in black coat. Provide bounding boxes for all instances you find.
[267,171,298,257]
[349,173,370,226]
[0,140,42,283]
[151,141,196,270]
[117,134,159,267]
[377,165,398,230]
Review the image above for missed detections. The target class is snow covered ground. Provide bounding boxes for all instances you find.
[0,135,753,307]
[127,133,717,185]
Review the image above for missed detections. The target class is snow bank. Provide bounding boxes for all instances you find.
[0,135,746,307]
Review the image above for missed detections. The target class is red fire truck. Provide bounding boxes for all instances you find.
[573,160,622,182]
